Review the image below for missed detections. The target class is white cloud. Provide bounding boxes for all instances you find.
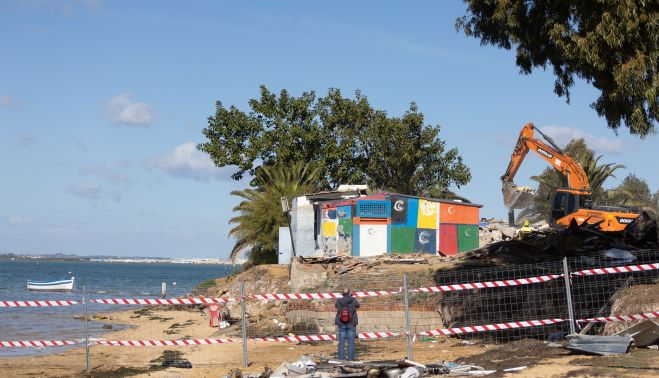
[0,95,21,109]
[540,126,622,155]
[8,216,35,225]
[145,142,233,181]
[106,94,155,127]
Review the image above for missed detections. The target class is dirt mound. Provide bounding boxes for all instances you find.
[604,283,659,334]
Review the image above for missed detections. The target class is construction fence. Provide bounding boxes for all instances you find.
[1,250,658,373]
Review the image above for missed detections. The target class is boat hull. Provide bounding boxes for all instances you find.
[27,278,74,292]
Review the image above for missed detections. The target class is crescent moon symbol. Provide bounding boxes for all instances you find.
[422,202,436,216]
[394,200,404,212]
[418,231,429,244]
[464,229,473,237]
[368,227,376,235]
[447,206,456,215]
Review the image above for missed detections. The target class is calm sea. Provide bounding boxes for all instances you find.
[0,260,233,356]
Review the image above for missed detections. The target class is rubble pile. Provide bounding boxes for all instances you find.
[466,214,659,266]
[226,355,499,378]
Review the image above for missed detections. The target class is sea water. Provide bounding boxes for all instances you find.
[0,260,233,356]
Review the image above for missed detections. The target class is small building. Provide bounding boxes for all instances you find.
[279,187,482,263]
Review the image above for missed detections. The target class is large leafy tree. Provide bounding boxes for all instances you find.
[457,1,659,137]
[228,162,320,265]
[199,86,471,195]
[607,174,659,215]
[519,138,624,220]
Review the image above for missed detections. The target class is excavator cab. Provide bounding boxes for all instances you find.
[548,189,592,224]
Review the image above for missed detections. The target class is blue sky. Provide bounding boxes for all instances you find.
[1,1,657,258]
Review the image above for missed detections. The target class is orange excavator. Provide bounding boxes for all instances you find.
[501,123,639,232]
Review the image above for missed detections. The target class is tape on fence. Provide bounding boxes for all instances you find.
[417,318,566,337]
[413,274,563,293]
[0,340,78,347]
[576,311,659,323]
[96,338,237,346]
[89,297,231,305]
[571,263,659,277]
[4,311,659,347]
[3,262,658,308]
[0,300,80,307]
[253,331,399,342]
[250,290,397,301]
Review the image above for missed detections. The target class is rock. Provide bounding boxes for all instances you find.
[290,260,328,291]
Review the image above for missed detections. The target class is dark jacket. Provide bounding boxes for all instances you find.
[335,295,360,326]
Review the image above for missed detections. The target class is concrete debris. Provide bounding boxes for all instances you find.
[465,216,659,266]
[230,356,502,377]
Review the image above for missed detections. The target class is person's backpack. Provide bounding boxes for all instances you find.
[340,305,352,323]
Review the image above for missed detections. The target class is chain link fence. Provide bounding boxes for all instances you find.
[1,250,658,374]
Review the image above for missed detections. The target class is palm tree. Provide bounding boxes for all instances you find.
[606,174,656,214]
[228,162,321,265]
[580,154,625,203]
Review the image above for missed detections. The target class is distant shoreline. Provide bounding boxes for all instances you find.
[0,255,242,265]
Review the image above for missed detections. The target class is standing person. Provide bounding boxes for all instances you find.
[335,288,360,360]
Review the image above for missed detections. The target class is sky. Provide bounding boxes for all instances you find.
[1,1,658,258]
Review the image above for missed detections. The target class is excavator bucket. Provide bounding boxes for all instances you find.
[502,181,535,209]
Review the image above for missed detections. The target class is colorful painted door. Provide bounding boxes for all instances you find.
[439,224,458,256]
[359,224,388,256]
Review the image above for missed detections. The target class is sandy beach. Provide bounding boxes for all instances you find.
[2,307,658,377]
[0,306,481,377]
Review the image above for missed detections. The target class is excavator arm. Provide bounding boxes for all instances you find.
[501,123,590,209]
[501,123,644,232]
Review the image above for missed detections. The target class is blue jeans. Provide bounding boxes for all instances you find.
[337,324,356,360]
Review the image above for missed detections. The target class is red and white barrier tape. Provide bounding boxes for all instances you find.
[96,338,237,346]
[0,300,80,307]
[571,263,659,276]
[3,262,658,307]
[254,334,336,342]
[5,311,659,347]
[254,331,399,342]
[576,311,659,323]
[417,318,565,336]
[413,274,562,293]
[89,297,231,305]
[250,290,396,301]
[0,340,78,347]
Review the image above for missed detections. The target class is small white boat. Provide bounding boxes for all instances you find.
[27,277,75,292]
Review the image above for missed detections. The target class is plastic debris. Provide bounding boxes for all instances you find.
[502,366,527,372]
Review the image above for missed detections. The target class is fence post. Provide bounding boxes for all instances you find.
[403,274,413,360]
[83,286,90,373]
[562,257,576,335]
[241,281,249,368]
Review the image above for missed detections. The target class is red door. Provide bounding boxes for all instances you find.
[439,224,458,256]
